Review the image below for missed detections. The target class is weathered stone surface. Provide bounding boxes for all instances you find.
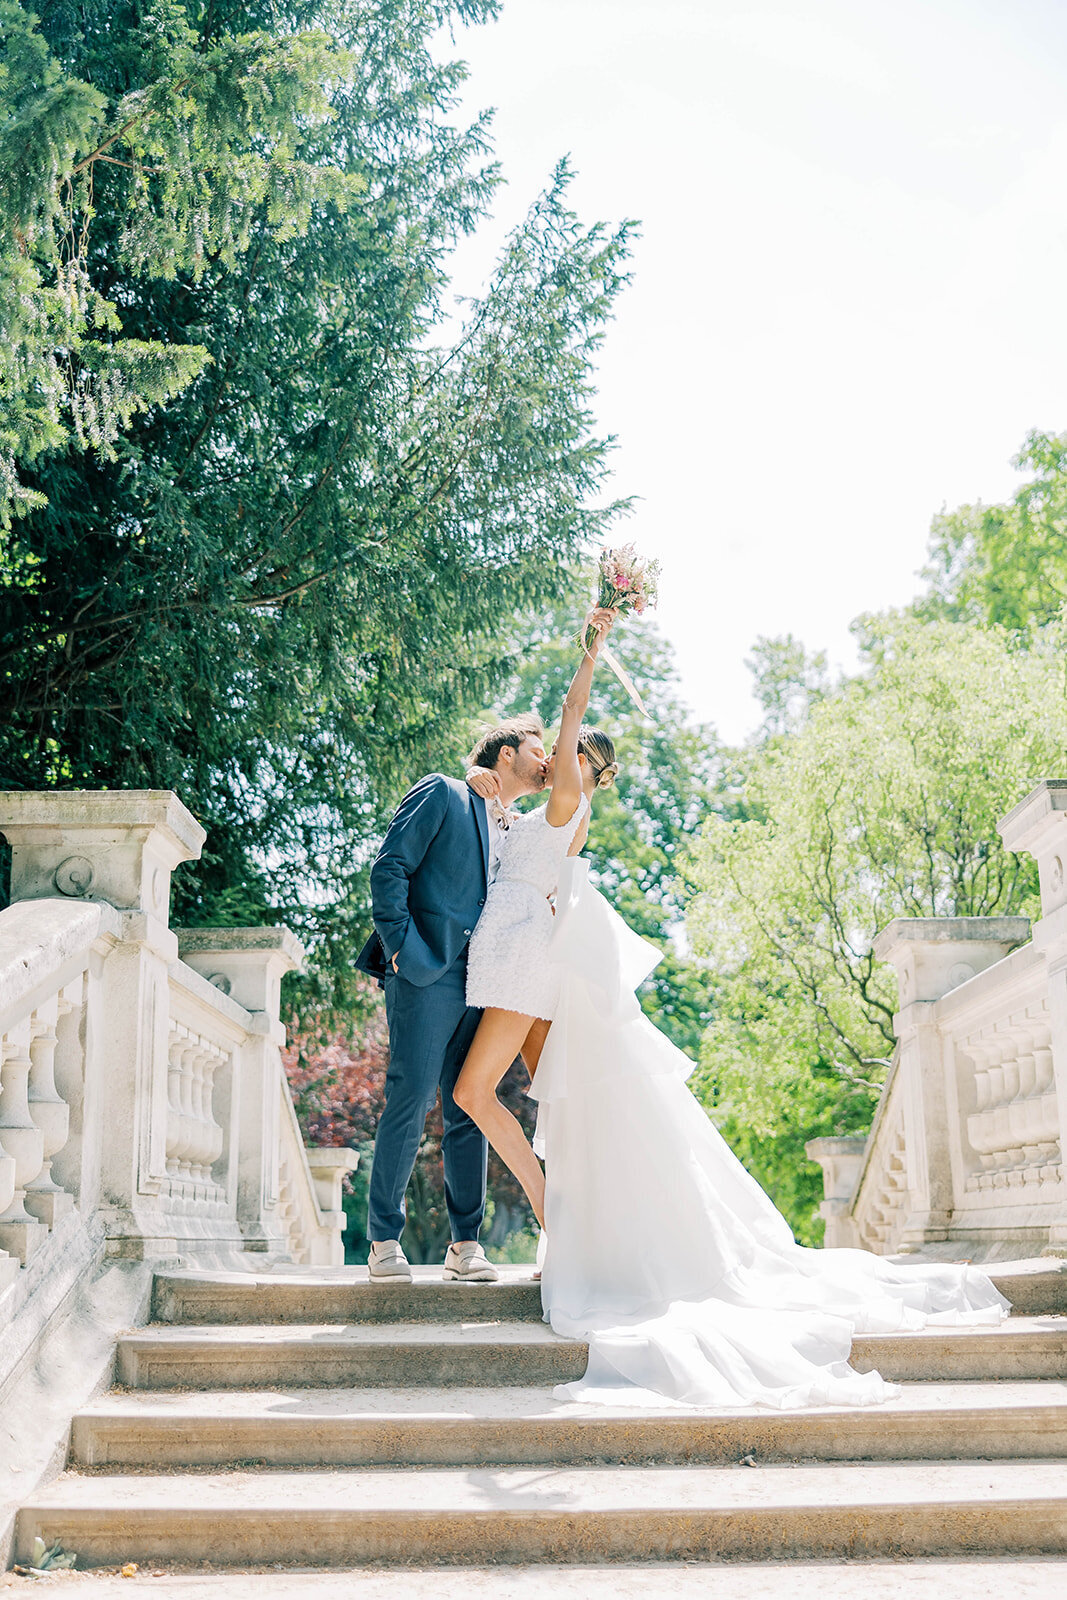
[824,781,1067,1263]
[176,927,305,1017]
[0,789,205,918]
[151,1267,544,1326]
[849,1318,1067,1381]
[17,1267,1067,1573]
[0,901,107,1029]
[16,1460,1067,1567]
[68,1379,1067,1470]
[6,1561,1063,1600]
[115,1319,588,1390]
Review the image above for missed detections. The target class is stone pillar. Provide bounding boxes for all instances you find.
[306,1147,360,1245]
[999,780,1067,1253]
[805,1136,865,1247]
[0,791,206,1256]
[873,916,1030,1251]
[177,928,305,1254]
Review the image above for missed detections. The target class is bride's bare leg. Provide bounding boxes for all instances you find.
[520,1018,551,1083]
[454,1007,545,1228]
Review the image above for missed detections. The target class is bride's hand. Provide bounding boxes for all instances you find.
[583,605,618,655]
[466,765,502,800]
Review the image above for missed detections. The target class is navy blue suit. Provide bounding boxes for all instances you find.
[355,774,491,1243]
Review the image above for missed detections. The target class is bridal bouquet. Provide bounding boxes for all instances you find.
[582,543,661,653]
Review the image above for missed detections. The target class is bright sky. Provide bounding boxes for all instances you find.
[439,0,1067,741]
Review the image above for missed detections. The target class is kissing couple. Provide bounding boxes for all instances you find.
[357,609,1009,1411]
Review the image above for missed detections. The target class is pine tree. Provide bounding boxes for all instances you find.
[0,0,349,521]
[2,2,634,1019]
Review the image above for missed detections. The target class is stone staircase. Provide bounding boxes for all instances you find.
[12,1261,1067,1572]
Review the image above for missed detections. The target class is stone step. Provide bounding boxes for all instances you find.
[151,1267,542,1327]
[115,1321,586,1390]
[851,1317,1067,1381]
[148,1261,1067,1325]
[69,1380,1067,1469]
[983,1259,1067,1317]
[114,1317,1067,1391]
[17,1460,1067,1566]
[21,1563,1067,1600]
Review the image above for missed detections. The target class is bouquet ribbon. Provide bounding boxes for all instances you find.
[598,642,651,719]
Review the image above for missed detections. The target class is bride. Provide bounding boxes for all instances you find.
[458,613,1008,1411]
[454,604,622,1227]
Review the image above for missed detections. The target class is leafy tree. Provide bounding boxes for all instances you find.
[918,429,1067,634]
[1,1,634,1028]
[745,633,831,744]
[688,616,1067,1242]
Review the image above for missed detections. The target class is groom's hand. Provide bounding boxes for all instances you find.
[466,765,502,800]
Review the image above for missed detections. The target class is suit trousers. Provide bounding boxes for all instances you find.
[368,960,487,1243]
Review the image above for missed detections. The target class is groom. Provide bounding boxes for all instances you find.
[355,714,548,1282]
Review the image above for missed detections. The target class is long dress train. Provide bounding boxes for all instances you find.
[530,859,1008,1411]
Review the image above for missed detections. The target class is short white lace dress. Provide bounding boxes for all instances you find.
[466,794,589,1021]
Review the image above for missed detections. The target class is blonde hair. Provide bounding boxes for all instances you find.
[578,727,619,788]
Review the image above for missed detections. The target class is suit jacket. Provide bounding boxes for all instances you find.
[355,774,491,989]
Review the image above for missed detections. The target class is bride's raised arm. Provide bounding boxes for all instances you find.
[545,607,616,827]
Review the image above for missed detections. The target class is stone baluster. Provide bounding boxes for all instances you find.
[0,1027,47,1263]
[186,1042,208,1190]
[999,780,1067,1252]
[199,1043,227,1187]
[177,927,305,1255]
[991,1030,1017,1184]
[0,1110,18,1291]
[165,1027,188,1181]
[965,1037,1001,1189]
[873,916,1030,1252]
[177,1036,200,1189]
[24,996,75,1228]
[1031,1024,1061,1181]
[0,790,207,1258]
[1010,1025,1038,1157]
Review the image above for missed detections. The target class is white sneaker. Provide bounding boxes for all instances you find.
[442,1241,498,1282]
[368,1239,412,1282]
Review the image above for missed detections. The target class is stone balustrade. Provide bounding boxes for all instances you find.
[809,779,1067,1260]
[0,791,356,1346]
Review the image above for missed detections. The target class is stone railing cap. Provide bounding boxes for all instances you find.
[873,916,1031,959]
[0,789,206,859]
[805,1136,867,1158]
[176,925,306,970]
[998,780,1067,852]
[305,1148,360,1172]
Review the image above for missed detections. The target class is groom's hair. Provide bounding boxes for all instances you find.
[468,713,545,771]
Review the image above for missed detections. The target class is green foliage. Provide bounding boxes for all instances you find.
[0,0,352,522]
[2,2,634,1026]
[688,616,1067,1240]
[918,429,1067,634]
[745,632,831,744]
[491,605,722,1054]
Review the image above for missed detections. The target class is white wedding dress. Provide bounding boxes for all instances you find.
[467,793,589,1022]
[529,857,1008,1411]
